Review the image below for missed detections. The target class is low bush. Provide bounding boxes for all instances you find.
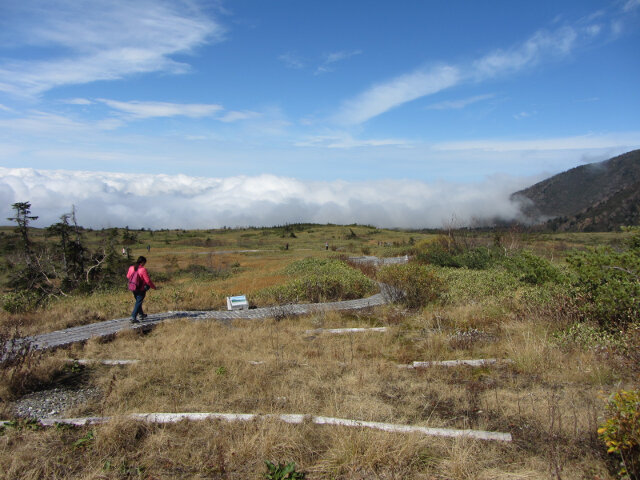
[180,263,231,280]
[415,237,506,270]
[1,291,42,313]
[502,250,564,285]
[377,263,445,309]
[258,258,376,304]
[598,389,640,479]
[567,244,640,328]
[415,236,566,288]
[414,238,462,268]
[553,322,625,353]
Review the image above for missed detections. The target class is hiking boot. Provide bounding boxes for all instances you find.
[131,318,140,324]
[140,314,148,320]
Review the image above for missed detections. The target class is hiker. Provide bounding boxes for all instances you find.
[325,242,329,250]
[127,255,157,323]
[147,244,150,252]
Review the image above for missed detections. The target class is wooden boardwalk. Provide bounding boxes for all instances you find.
[11,255,408,353]
[21,294,386,352]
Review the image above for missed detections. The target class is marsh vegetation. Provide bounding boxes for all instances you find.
[0,218,638,479]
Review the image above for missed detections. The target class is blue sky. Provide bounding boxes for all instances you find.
[0,0,639,228]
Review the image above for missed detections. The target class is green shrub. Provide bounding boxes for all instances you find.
[415,238,505,270]
[181,264,230,280]
[284,258,336,275]
[457,246,504,270]
[567,246,640,328]
[553,323,625,352]
[259,258,376,303]
[439,267,519,305]
[415,239,462,268]
[598,389,640,479]
[377,263,445,309]
[1,291,42,313]
[503,250,564,285]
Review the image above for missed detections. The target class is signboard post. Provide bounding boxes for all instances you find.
[226,295,249,311]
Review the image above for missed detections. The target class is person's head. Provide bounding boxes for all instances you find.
[135,256,147,269]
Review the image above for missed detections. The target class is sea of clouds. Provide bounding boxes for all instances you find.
[0,167,534,229]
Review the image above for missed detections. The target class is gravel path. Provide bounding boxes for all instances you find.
[12,385,102,419]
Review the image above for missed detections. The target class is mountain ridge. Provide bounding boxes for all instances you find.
[512,149,640,231]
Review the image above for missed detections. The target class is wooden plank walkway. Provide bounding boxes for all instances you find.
[20,293,386,352]
[9,255,408,354]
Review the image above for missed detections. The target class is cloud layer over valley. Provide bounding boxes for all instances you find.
[0,168,532,230]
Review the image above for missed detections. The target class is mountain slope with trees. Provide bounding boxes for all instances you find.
[512,149,640,231]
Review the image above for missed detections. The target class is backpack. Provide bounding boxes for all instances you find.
[127,268,143,291]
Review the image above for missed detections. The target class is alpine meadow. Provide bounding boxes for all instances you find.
[1,1,640,479]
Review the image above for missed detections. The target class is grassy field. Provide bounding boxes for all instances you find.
[0,225,638,478]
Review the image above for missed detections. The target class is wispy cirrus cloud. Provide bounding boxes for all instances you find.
[624,0,640,12]
[315,49,362,75]
[513,111,537,120]
[294,132,410,149]
[0,0,223,96]
[62,98,94,105]
[0,110,117,135]
[472,26,578,79]
[218,110,262,123]
[332,14,612,126]
[426,94,495,110]
[278,52,305,69]
[433,131,640,152]
[98,99,223,119]
[333,65,460,125]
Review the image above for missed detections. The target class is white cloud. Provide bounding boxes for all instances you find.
[325,50,362,64]
[513,111,537,120]
[315,49,362,75]
[433,132,640,152]
[472,27,578,79]
[0,0,222,96]
[611,20,624,36]
[218,110,262,123]
[584,24,602,37]
[333,22,589,126]
[334,65,460,125]
[98,99,223,119]
[63,98,94,105]
[426,94,495,110]
[278,52,305,69]
[0,167,531,229]
[0,111,98,135]
[294,132,410,149]
[624,0,640,12]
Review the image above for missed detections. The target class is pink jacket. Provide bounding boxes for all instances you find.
[127,265,156,290]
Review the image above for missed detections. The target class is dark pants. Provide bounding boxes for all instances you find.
[131,289,147,319]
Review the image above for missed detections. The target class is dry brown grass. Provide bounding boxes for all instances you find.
[1,309,618,477]
[0,417,539,479]
[2,229,638,478]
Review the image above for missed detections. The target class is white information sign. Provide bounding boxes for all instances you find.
[226,295,249,311]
